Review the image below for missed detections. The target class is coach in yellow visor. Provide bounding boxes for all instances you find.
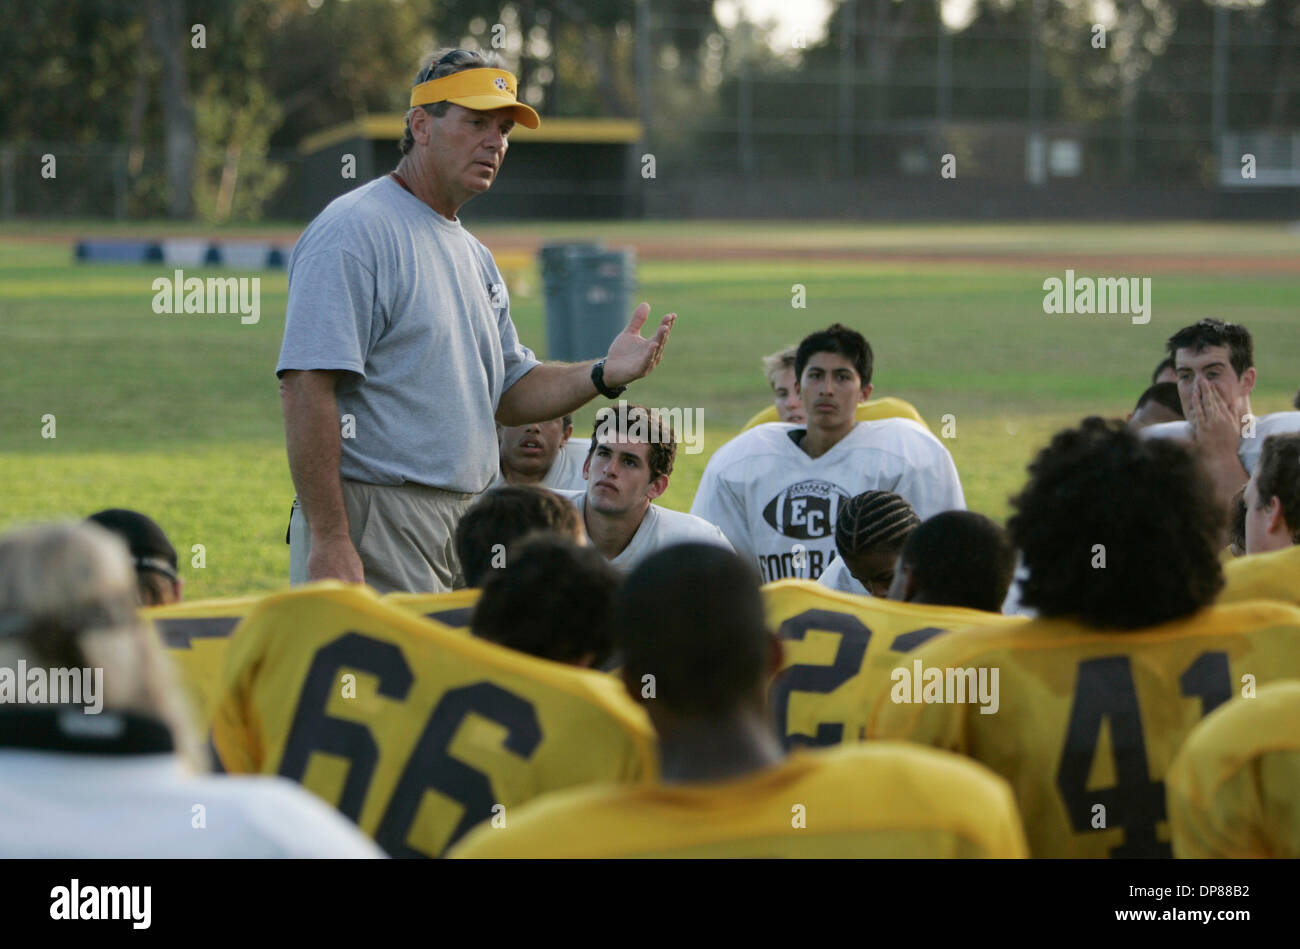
[277,47,676,595]
[408,59,540,130]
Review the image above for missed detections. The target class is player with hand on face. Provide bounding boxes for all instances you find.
[449,544,1028,859]
[817,491,919,597]
[1143,320,1300,517]
[557,404,731,572]
[492,415,589,492]
[693,324,964,583]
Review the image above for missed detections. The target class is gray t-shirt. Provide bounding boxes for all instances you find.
[277,176,540,493]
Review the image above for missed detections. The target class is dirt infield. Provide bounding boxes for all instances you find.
[485,239,1300,275]
[10,223,1300,275]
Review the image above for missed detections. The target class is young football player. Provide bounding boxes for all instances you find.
[887,510,1016,613]
[765,575,1022,751]
[454,485,585,588]
[1167,680,1300,858]
[1126,382,1184,431]
[1152,356,1177,385]
[471,534,620,668]
[0,522,382,857]
[147,592,266,729]
[1218,434,1300,605]
[817,491,919,596]
[870,417,1300,858]
[211,581,655,857]
[449,543,1027,858]
[1226,486,1247,558]
[491,416,590,492]
[1242,433,1300,555]
[383,484,585,629]
[558,403,731,571]
[86,508,182,607]
[762,346,805,424]
[741,346,929,433]
[692,324,964,582]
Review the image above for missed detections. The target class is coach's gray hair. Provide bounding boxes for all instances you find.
[0,522,204,770]
[399,48,503,155]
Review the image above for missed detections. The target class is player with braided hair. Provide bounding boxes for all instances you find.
[817,491,919,596]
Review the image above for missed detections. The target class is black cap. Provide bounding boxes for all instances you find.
[86,509,179,582]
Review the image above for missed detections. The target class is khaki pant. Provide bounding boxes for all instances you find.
[289,480,476,594]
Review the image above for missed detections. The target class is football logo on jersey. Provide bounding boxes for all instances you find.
[761,480,849,539]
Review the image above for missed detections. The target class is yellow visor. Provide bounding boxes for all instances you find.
[409,68,540,129]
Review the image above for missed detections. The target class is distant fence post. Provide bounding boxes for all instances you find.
[1211,6,1229,149]
[0,145,14,219]
[936,20,952,122]
[113,144,128,220]
[739,66,754,175]
[838,0,855,176]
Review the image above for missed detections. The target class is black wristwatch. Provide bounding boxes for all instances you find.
[591,359,627,399]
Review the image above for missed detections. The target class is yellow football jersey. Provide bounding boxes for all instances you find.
[211,584,656,857]
[1167,680,1300,858]
[762,580,1018,749]
[384,589,481,629]
[868,601,1300,858]
[740,397,930,433]
[1220,544,1300,607]
[145,594,265,728]
[449,742,1028,858]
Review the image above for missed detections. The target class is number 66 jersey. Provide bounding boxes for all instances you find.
[867,600,1300,859]
[211,584,655,857]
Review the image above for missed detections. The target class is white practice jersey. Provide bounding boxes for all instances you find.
[690,420,966,583]
[490,437,591,492]
[1142,411,1300,474]
[816,555,870,595]
[557,489,733,572]
[0,751,384,858]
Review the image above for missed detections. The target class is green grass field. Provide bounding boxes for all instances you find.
[3,220,1298,597]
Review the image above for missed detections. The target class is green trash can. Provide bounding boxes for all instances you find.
[539,243,636,362]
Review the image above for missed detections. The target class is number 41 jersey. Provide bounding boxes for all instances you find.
[211,584,656,857]
[867,600,1300,859]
